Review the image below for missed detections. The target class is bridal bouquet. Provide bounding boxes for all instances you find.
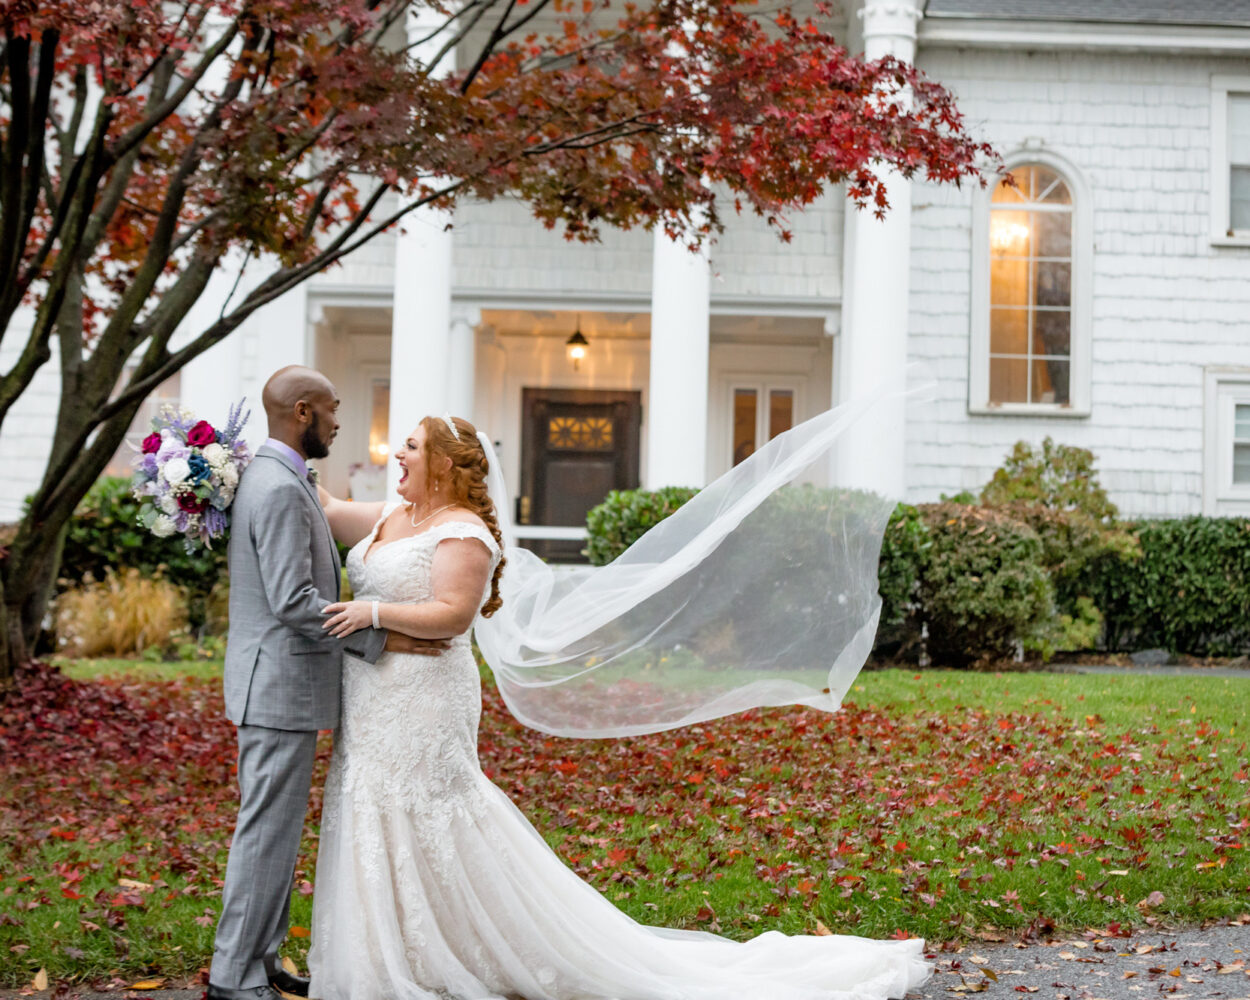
[131,399,251,552]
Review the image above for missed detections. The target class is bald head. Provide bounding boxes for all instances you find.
[263,365,340,460]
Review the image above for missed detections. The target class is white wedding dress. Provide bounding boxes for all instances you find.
[308,507,930,1000]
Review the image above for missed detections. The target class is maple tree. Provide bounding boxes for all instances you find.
[0,0,996,681]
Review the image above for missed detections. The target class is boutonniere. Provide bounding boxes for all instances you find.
[307,465,320,485]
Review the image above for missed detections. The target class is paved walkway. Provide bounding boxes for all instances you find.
[920,924,1250,1000]
[5,924,1246,999]
[1050,663,1250,679]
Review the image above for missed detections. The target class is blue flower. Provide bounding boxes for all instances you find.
[188,453,212,484]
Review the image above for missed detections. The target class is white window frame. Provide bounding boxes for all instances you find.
[1210,75,1250,248]
[969,149,1093,418]
[726,379,803,467]
[1203,368,1250,515]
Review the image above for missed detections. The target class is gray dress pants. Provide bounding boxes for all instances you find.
[210,725,319,989]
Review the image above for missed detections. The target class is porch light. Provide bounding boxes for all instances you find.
[566,325,589,371]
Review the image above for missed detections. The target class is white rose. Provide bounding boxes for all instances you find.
[158,494,178,515]
[163,457,191,484]
[220,464,239,488]
[151,514,177,538]
[202,442,227,467]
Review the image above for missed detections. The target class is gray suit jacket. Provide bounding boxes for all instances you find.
[223,444,386,730]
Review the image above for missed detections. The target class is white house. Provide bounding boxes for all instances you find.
[3,0,1249,558]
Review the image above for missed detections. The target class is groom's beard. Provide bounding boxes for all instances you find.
[302,414,332,460]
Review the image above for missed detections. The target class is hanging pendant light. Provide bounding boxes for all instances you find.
[566,316,589,371]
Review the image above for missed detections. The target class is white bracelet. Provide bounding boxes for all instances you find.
[371,600,380,630]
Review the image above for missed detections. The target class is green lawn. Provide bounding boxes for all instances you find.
[0,659,1245,988]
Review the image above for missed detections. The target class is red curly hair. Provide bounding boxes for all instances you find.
[418,415,505,618]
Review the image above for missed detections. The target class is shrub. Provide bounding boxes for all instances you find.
[874,504,928,659]
[916,503,1054,668]
[54,568,190,658]
[584,486,700,566]
[60,476,228,630]
[1081,517,1250,656]
[979,438,1137,649]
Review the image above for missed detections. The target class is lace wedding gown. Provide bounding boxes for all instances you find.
[308,508,930,1000]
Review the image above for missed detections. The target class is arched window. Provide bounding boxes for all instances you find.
[970,154,1091,415]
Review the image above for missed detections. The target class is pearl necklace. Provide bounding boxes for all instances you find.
[407,502,455,529]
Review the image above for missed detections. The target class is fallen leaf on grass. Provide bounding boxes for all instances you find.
[289,926,310,938]
[129,979,166,990]
[118,878,152,891]
[814,921,832,936]
[282,957,299,975]
[32,968,47,990]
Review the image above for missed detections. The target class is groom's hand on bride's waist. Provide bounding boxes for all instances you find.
[384,632,452,656]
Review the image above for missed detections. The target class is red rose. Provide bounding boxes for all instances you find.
[177,493,208,514]
[187,420,217,447]
[141,432,161,454]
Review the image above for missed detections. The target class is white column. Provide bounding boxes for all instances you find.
[447,306,480,423]
[647,229,710,488]
[388,9,456,494]
[389,209,452,492]
[835,0,921,498]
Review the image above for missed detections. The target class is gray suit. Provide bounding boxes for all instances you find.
[211,445,386,989]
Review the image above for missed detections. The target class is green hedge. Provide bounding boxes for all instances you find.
[60,476,228,630]
[584,486,700,566]
[913,503,1053,667]
[1080,517,1250,656]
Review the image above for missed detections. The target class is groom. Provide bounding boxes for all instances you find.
[209,366,445,1000]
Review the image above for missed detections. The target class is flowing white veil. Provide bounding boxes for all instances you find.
[474,379,913,738]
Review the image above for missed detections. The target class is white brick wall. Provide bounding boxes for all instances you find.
[906,47,1250,517]
[0,308,61,521]
[709,190,842,301]
[453,197,654,297]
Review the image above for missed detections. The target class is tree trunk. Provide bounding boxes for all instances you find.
[0,516,67,683]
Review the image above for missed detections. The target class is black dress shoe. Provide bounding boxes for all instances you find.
[268,969,311,998]
[206,985,282,1000]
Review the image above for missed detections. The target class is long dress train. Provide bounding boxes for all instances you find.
[308,509,930,1000]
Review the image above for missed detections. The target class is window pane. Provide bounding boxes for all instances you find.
[1230,94,1250,163]
[1035,261,1071,307]
[1039,179,1072,205]
[1034,167,1071,205]
[1235,444,1250,485]
[1236,404,1250,440]
[733,389,757,466]
[1033,310,1071,358]
[990,210,1031,255]
[1231,165,1250,232]
[992,170,1028,203]
[990,308,1029,355]
[990,256,1029,307]
[368,380,390,465]
[768,390,793,441]
[1032,359,1070,405]
[1034,211,1072,258]
[989,357,1029,404]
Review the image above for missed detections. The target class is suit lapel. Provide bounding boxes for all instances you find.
[255,448,341,595]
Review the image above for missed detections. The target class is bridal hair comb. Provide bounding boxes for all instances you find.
[441,413,461,440]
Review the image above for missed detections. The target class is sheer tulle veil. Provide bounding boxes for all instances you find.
[473,377,919,739]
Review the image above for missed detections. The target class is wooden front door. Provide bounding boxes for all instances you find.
[519,388,642,562]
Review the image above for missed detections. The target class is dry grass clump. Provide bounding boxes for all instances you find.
[55,568,189,657]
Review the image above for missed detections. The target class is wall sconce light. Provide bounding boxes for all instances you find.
[566,322,589,371]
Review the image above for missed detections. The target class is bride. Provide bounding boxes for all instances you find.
[310,413,929,1000]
